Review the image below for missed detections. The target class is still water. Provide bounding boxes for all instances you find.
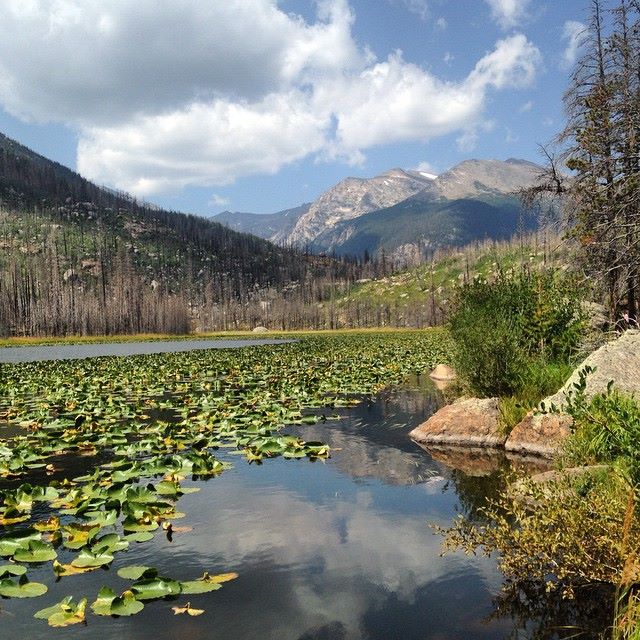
[0,338,296,363]
[0,371,604,639]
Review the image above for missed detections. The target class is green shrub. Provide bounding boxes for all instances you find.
[448,268,584,397]
[558,367,640,482]
[438,470,639,591]
[498,361,574,433]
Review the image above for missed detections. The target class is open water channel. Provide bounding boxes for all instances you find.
[0,341,610,639]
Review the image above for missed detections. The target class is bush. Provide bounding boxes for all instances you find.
[448,268,585,397]
[438,470,639,591]
[559,367,640,483]
[497,361,573,432]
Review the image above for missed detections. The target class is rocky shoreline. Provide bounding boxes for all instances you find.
[410,330,640,460]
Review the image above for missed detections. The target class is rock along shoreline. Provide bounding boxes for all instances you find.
[410,330,640,459]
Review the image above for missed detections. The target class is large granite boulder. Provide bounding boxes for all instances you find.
[506,330,640,457]
[505,412,574,458]
[545,330,640,408]
[409,397,505,448]
[429,364,456,381]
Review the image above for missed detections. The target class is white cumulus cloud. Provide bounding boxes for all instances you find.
[484,0,531,29]
[0,0,543,195]
[561,20,587,70]
[78,91,329,195]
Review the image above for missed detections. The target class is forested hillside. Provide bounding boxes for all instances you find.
[0,133,372,335]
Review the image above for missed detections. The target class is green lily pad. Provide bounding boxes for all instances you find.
[0,564,27,578]
[123,531,154,543]
[91,586,145,617]
[131,576,182,600]
[62,523,100,550]
[0,575,48,598]
[0,530,40,557]
[122,517,159,532]
[34,596,87,627]
[70,547,114,568]
[117,565,153,580]
[91,533,129,554]
[13,540,57,563]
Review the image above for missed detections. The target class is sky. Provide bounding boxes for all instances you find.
[0,0,589,215]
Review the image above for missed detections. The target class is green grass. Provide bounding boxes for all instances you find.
[339,233,570,311]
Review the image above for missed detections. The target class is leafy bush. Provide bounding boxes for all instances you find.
[438,470,639,591]
[557,367,640,483]
[448,269,585,397]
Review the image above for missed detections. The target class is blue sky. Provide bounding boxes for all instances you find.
[0,0,587,215]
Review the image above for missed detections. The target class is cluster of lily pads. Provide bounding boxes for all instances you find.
[0,331,450,627]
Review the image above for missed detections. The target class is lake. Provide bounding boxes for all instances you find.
[0,336,608,639]
[0,338,296,363]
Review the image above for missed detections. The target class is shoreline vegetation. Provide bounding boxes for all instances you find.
[0,326,427,348]
[430,269,640,637]
[432,0,640,634]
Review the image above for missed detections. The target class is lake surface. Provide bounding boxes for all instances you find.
[0,338,296,363]
[0,367,606,639]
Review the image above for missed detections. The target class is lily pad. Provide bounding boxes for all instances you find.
[0,575,48,598]
[0,564,27,578]
[70,547,114,568]
[0,530,40,557]
[117,565,152,580]
[123,531,155,543]
[172,602,204,616]
[34,596,87,627]
[180,571,238,595]
[53,559,99,576]
[91,586,145,617]
[131,576,182,600]
[13,540,57,563]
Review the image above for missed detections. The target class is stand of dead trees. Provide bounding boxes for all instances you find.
[529,0,640,322]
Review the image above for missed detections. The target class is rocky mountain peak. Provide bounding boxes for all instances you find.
[433,158,541,200]
[287,168,434,246]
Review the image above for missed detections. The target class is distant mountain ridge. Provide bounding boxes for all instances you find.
[213,158,543,258]
[214,203,311,244]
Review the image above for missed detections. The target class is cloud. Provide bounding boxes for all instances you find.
[467,33,540,89]
[484,0,531,29]
[149,474,503,639]
[519,100,533,112]
[0,0,364,126]
[505,127,518,143]
[209,193,231,208]
[392,0,429,20]
[78,91,329,195]
[415,161,437,173]
[561,20,587,70]
[0,1,542,195]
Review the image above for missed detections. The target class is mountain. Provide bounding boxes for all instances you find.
[285,168,435,247]
[214,203,311,243]
[328,193,535,259]
[431,158,542,200]
[0,132,356,336]
[215,159,543,258]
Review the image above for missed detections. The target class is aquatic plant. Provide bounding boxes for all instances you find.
[0,330,449,627]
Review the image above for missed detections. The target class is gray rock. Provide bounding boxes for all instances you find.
[252,326,269,333]
[545,330,640,408]
[409,397,505,448]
